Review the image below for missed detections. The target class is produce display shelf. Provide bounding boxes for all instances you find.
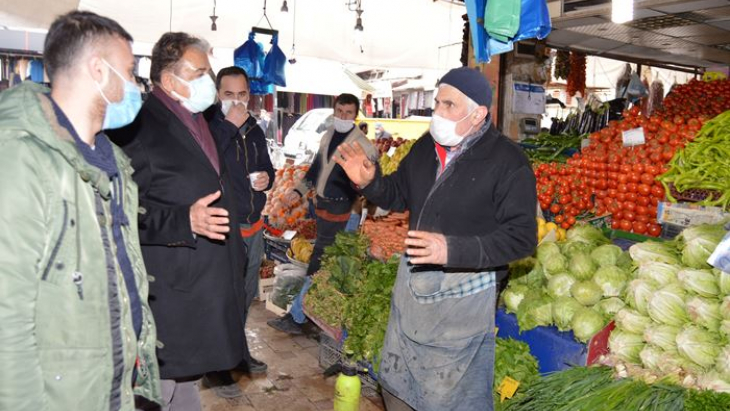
[519,142,579,157]
[496,308,588,374]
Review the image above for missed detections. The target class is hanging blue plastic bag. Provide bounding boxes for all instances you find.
[234,32,264,79]
[484,0,521,43]
[513,0,552,42]
[465,0,489,63]
[262,34,287,87]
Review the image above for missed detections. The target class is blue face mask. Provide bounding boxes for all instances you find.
[172,73,216,114]
[94,59,142,130]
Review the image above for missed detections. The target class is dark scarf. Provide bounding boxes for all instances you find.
[50,98,143,339]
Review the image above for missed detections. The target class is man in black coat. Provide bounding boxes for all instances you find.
[335,67,537,411]
[204,66,275,377]
[108,33,249,409]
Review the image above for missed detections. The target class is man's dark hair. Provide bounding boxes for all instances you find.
[215,66,250,90]
[358,121,368,132]
[44,11,132,81]
[334,93,360,114]
[150,32,209,84]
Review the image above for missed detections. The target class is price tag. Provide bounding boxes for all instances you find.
[622,127,645,147]
[282,230,297,241]
[387,146,397,156]
[498,377,520,402]
[708,231,730,273]
[581,138,591,149]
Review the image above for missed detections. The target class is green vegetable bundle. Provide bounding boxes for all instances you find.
[493,338,540,411]
[658,110,730,210]
[505,365,730,411]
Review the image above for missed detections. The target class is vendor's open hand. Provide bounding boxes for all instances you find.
[333,142,376,188]
[190,191,230,241]
[405,231,448,265]
[252,173,270,191]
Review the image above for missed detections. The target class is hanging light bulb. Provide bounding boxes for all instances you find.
[281,0,289,12]
[612,0,634,24]
[354,8,364,31]
[210,0,218,31]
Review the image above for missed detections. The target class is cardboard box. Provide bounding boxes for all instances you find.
[257,277,275,301]
[657,201,730,228]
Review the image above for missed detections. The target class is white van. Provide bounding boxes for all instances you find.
[282,108,333,159]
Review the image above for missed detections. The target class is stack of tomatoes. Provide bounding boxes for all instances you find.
[535,77,730,236]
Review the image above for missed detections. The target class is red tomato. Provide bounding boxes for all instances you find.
[620,220,633,231]
[638,184,652,196]
[627,183,638,193]
[640,173,655,185]
[636,215,650,224]
[550,204,562,214]
[633,221,648,234]
[637,196,650,207]
[617,193,627,202]
[611,219,622,230]
[561,221,571,230]
[626,192,638,202]
[618,183,629,193]
[635,205,648,216]
[624,211,636,221]
[624,202,636,212]
[647,224,662,237]
[555,214,565,223]
[651,185,665,198]
[567,216,577,225]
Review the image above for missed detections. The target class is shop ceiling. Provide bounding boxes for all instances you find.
[0,0,466,70]
[547,0,730,68]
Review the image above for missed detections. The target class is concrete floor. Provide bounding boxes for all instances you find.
[199,300,386,411]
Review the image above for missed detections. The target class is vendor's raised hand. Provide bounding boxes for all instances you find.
[225,101,250,129]
[333,142,376,188]
[405,230,448,265]
[190,191,230,241]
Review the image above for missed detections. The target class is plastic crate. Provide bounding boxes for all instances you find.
[318,332,380,397]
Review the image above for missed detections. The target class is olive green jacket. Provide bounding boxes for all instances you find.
[0,82,162,410]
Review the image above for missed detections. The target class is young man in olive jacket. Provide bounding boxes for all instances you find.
[335,67,538,411]
[0,11,161,411]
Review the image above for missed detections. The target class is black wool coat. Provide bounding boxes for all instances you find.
[362,124,538,280]
[108,94,248,379]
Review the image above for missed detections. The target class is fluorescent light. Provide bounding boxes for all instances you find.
[612,0,634,24]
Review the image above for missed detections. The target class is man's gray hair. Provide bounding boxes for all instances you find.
[150,32,210,84]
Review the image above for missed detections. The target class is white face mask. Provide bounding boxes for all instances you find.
[172,73,216,113]
[333,116,355,133]
[429,109,476,147]
[221,99,248,116]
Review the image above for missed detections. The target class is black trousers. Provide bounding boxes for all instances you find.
[306,215,348,276]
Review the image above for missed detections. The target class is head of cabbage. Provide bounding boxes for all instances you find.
[571,280,603,306]
[676,325,721,369]
[636,261,680,286]
[516,293,553,331]
[502,284,529,313]
[677,268,720,298]
[594,297,626,317]
[547,273,576,299]
[590,244,624,267]
[537,242,562,264]
[552,297,584,332]
[571,307,606,342]
[615,308,653,335]
[593,265,629,297]
[629,241,681,266]
[647,283,689,327]
[569,251,597,280]
[686,296,722,332]
[643,324,680,352]
[678,224,726,269]
[609,330,645,363]
[566,224,610,246]
[626,278,658,315]
[561,241,595,259]
[719,269,730,295]
[639,345,665,371]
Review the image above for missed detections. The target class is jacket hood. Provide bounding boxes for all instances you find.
[0,82,128,197]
